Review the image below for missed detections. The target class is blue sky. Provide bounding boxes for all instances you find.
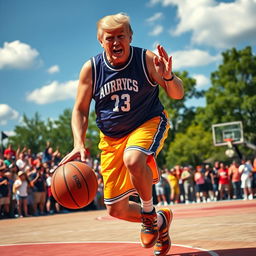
[1,0,256,135]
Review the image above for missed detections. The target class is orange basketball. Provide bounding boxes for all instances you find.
[51,161,98,209]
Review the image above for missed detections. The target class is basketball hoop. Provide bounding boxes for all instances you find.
[212,121,244,147]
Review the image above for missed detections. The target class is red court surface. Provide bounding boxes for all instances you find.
[1,242,256,256]
[0,242,218,256]
[0,200,255,256]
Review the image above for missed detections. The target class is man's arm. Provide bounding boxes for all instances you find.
[30,172,40,187]
[59,60,93,164]
[0,179,8,186]
[146,45,184,100]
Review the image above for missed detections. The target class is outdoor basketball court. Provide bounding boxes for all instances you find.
[1,199,255,256]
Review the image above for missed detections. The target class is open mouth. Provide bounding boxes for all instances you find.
[113,49,123,55]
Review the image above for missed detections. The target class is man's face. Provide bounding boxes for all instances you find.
[99,25,132,66]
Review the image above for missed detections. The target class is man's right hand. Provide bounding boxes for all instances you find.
[58,146,87,166]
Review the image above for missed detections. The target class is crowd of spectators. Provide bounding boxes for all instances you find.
[155,159,256,206]
[0,144,255,219]
[0,143,104,219]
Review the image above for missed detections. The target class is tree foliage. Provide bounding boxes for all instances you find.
[9,113,48,153]
[196,46,256,144]
[166,124,213,166]
[8,109,99,158]
[46,109,73,154]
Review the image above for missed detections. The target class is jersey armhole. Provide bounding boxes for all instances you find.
[90,57,97,97]
[142,49,158,87]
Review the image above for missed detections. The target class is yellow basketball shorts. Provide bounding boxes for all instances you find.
[99,111,170,205]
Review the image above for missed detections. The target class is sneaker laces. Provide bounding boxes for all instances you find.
[142,217,154,227]
[141,215,156,231]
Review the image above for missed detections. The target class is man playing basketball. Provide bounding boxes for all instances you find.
[60,13,184,256]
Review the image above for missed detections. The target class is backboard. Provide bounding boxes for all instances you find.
[212,121,244,146]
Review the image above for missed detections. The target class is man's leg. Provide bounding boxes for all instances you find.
[106,197,141,222]
[33,192,38,215]
[23,198,28,216]
[107,193,159,249]
[39,192,46,214]
[123,150,153,201]
[4,200,10,217]
[183,182,189,203]
[123,150,161,248]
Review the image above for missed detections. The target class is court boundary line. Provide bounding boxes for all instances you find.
[0,241,219,256]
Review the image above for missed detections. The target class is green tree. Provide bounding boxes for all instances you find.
[166,124,223,167]
[41,109,100,157]
[9,112,48,153]
[196,46,256,144]
[48,109,73,154]
[50,109,100,157]
[9,109,101,158]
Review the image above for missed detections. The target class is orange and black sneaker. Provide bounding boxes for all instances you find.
[154,208,173,256]
[140,208,159,248]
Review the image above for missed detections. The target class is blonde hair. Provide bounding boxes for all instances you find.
[97,13,133,40]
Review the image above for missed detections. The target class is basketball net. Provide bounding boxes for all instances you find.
[224,138,233,148]
[224,138,235,158]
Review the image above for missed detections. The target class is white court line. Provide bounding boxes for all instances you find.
[0,241,219,256]
[174,244,219,256]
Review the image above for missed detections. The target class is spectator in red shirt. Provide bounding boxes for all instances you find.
[218,162,230,200]
[32,153,43,168]
[175,165,185,203]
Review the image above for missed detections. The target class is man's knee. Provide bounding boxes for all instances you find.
[123,150,146,173]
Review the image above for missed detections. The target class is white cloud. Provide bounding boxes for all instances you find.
[147,0,162,7]
[172,49,220,69]
[149,25,164,36]
[156,0,256,48]
[146,12,163,23]
[192,74,210,88]
[0,40,40,69]
[47,65,60,74]
[26,80,78,104]
[0,104,19,125]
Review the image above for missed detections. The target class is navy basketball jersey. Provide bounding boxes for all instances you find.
[91,46,164,138]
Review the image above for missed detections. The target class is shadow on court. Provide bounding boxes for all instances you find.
[170,247,256,256]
